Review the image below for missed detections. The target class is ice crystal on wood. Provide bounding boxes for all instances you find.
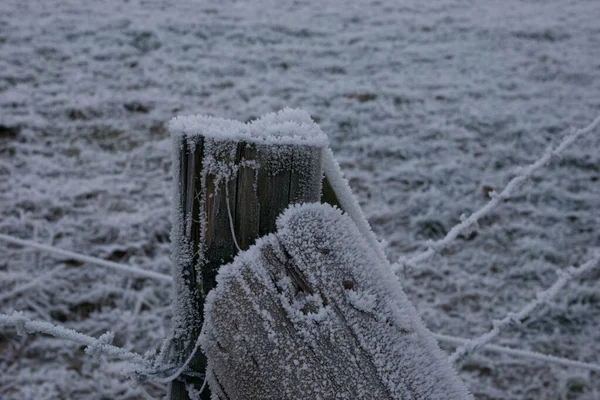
[201,203,472,399]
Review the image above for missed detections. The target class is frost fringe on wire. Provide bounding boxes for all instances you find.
[3,257,599,376]
[3,278,599,382]
[448,252,600,366]
[0,311,148,365]
[0,311,201,386]
[433,333,600,373]
[394,115,600,273]
[0,233,173,283]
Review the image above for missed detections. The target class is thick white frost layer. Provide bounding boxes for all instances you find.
[201,203,472,399]
[168,107,328,147]
[322,148,388,265]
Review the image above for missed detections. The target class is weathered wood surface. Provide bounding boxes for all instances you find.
[168,112,326,399]
[201,204,473,400]
[169,137,206,399]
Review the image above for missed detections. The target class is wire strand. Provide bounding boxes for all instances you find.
[433,332,600,373]
[0,233,172,283]
[448,252,600,366]
[393,115,600,273]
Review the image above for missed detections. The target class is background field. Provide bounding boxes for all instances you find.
[1,0,599,398]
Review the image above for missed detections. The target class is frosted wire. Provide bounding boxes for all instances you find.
[394,115,600,272]
[224,183,242,253]
[449,252,600,365]
[0,311,149,366]
[433,333,600,373]
[0,233,173,283]
[3,247,595,373]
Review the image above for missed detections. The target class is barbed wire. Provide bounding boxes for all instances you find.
[393,115,600,273]
[0,311,149,366]
[448,252,600,366]
[0,311,197,385]
[433,332,600,373]
[0,233,173,283]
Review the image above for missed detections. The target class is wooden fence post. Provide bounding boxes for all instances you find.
[167,109,328,399]
[201,204,474,399]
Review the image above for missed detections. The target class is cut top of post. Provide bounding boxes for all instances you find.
[168,108,328,148]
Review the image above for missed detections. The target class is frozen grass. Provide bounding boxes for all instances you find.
[1,0,600,398]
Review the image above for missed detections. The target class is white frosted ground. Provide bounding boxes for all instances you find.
[0,0,599,399]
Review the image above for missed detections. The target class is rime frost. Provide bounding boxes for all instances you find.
[322,148,388,265]
[168,108,329,148]
[201,204,472,399]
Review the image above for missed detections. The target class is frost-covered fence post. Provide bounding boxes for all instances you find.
[201,204,473,399]
[167,109,327,399]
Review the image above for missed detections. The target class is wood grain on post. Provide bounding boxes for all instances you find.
[167,110,327,399]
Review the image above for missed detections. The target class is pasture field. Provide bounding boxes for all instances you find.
[1,1,599,398]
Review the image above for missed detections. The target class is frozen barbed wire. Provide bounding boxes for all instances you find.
[393,115,600,273]
[448,252,600,366]
[0,311,204,385]
[0,311,149,366]
[433,332,600,373]
[6,261,597,375]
